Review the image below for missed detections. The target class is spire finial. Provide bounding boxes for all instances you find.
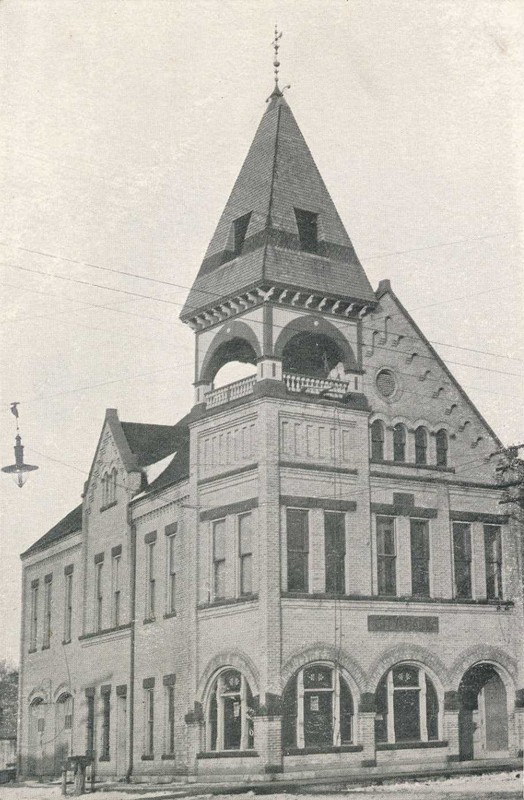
[272,24,282,88]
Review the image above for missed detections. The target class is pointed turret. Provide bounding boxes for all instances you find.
[180,88,375,323]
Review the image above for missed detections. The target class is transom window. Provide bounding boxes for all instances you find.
[207,669,254,752]
[282,663,354,749]
[375,664,439,744]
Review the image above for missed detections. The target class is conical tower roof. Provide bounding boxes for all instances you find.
[180,89,375,321]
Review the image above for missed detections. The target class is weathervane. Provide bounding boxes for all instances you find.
[2,403,39,488]
[268,25,290,101]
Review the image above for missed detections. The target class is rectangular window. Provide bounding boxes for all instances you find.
[166,685,175,755]
[410,519,430,597]
[30,581,39,651]
[95,562,103,632]
[453,523,472,599]
[112,554,121,627]
[167,533,177,614]
[287,508,309,593]
[377,516,396,596]
[64,571,73,643]
[42,575,52,649]
[86,694,95,754]
[101,692,111,759]
[294,208,318,253]
[324,511,346,594]
[146,542,156,619]
[238,513,253,596]
[484,525,503,599]
[213,520,226,600]
[144,688,154,756]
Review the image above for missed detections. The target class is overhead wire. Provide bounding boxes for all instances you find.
[1,238,522,362]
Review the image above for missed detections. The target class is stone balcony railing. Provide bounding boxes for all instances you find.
[205,375,257,408]
[204,371,354,409]
[283,372,351,398]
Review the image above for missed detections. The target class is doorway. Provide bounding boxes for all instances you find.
[458,664,509,760]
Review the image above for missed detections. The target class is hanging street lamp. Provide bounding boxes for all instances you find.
[2,403,39,488]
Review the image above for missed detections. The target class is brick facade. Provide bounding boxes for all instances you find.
[18,85,523,784]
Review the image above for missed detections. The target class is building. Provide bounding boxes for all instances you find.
[18,80,523,784]
[0,663,17,775]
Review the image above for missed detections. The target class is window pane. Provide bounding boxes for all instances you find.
[239,514,252,554]
[287,509,308,551]
[340,677,353,744]
[213,520,226,559]
[295,208,318,253]
[371,420,384,461]
[287,552,308,592]
[377,517,396,595]
[240,554,252,595]
[453,523,472,598]
[484,525,502,599]
[393,424,406,462]
[426,678,439,741]
[214,560,226,599]
[325,512,345,594]
[415,427,427,464]
[410,520,430,596]
[287,509,309,592]
[436,430,448,466]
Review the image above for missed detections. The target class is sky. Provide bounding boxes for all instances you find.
[1,0,523,665]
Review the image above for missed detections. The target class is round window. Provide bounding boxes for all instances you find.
[376,369,396,398]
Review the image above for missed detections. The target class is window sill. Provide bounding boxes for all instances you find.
[141,754,154,761]
[28,648,37,654]
[143,617,156,625]
[62,639,71,646]
[371,459,454,473]
[79,622,132,640]
[281,593,513,608]
[163,611,177,620]
[197,750,258,759]
[99,755,110,762]
[41,644,50,651]
[161,753,176,760]
[198,594,258,610]
[100,501,118,513]
[284,745,363,756]
[377,740,448,751]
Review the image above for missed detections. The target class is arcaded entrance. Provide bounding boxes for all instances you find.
[458,664,509,760]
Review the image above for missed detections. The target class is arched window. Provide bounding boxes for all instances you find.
[375,664,439,744]
[370,420,385,461]
[436,429,448,467]
[110,468,117,504]
[206,669,255,752]
[282,664,354,749]
[393,424,406,462]
[415,427,428,465]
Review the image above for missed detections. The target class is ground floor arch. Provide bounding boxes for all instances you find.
[458,663,509,760]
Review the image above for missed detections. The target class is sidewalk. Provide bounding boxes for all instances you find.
[2,759,521,799]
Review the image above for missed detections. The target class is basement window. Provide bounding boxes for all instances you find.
[233,213,251,257]
[294,209,318,253]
